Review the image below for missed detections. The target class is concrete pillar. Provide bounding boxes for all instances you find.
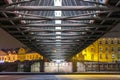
[17,62,24,72]
[72,61,77,72]
[40,60,44,72]
[17,61,31,72]
[23,61,31,72]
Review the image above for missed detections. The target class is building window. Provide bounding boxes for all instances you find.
[111,40,114,44]
[91,48,94,52]
[112,54,115,59]
[106,54,108,59]
[91,54,94,60]
[111,47,114,52]
[36,55,38,59]
[105,40,108,44]
[30,55,31,59]
[85,49,86,52]
[105,47,108,52]
[99,48,103,52]
[117,47,120,59]
[33,55,34,59]
[99,41,102,44]
[100,54,102,59]
[8,57,10,61]
[13,56,15,61]
[118,47,120,51]
[4,57,6,61]
[117,40,120,44]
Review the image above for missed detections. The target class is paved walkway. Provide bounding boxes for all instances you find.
[0,75,120,80]
[17,75,58,80]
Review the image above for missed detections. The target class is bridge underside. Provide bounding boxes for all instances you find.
[0,0,120,60]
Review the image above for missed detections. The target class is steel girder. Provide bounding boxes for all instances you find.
[1,23,113,27]
[0,6,117,11]
[0,16,120,21]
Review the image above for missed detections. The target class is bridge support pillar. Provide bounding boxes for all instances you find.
[17,61,31,72]
[24,61,31,72]
[72,61,77,72]
[40,61,44,72]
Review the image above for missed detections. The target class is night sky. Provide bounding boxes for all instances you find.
[0,28,25,49]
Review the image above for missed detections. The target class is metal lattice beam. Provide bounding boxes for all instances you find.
[1,6,119,11]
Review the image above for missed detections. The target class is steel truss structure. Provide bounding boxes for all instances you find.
[0,0,120,60]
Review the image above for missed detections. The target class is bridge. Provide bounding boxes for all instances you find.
[0,0,120,73]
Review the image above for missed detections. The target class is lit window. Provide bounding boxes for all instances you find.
[99,41,102,44]
[84,49,86,52]
[105,40,108,44]
[112,54,115,59]
[111,47,114,52]
[100,54,102,59]
[4,57,6,61]
[8,57,10,61]
[111,40,114,44]
[91,54,94,60]
[118,47,120,51]
[105,47,108,52]
[91,48,94,52]
[99,48,103,52]
[36,55,38,58]
[117,40,120,44]
[30,55,31,59]
[106,54,108,59]
[33,55,34,59]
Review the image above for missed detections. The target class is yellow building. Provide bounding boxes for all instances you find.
[0,48,43,62]
[17,48,26,62]
[72,38,120,62]
[0,50,8,62]
[0,50,17,62]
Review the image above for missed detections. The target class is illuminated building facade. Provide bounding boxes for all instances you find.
[0,48,43,63]
[72,38,120,62]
